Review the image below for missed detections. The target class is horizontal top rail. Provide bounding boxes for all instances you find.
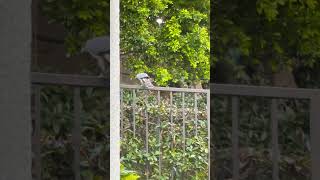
[31,73,209,93]
[121,84,210,93]
[32,72,109,87]
[32,73,320,98]
[211,83,320,99]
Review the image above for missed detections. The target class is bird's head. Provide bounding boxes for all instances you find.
[136,73,155,88]
[136,73,150,80]
[81,36,110,57]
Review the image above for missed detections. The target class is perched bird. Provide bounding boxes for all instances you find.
[136,73,155,88]
[81,36,110,77]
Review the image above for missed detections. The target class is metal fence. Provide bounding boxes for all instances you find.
[31,72,109,180]
[30,72,320,180]
[30,72,210,180]
[120,84,210,179]
[211,83,320,180]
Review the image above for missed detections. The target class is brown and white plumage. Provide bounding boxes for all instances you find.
[136,73,154,88]
[81,36,110,77]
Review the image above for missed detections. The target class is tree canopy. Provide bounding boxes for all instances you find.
[41,0,210,87]
[41,0,109,55]
[212,0,320,86]
[121,0,210,86]
[40,0,320,87]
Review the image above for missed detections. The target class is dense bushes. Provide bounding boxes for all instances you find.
[120,89,209,179]
[33,86,109,180]
[212,96,311,180]
[34,86,311,180]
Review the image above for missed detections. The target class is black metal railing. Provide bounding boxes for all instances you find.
[31,73,210,180]
[31,73,109,180]
[120,84,210,179]
[30,72,320,180]
[211,83,320,180]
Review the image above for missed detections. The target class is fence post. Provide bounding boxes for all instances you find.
[232,96,240,180]
[271,99,279,180]
[0,0,32,179]
[120,89,124,138]
[195,93,198,136]
[207,91,210,180]
[144,94,150,180]
[310,94,320,180]
[33,85,42,180]
[72,87,81,180]
[157,91,162,176]
[132,90,136,137]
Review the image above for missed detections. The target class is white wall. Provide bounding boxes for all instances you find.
[110,0,121,179]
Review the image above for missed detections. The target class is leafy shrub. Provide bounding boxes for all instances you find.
[120,89,209,179]
[121,163,140,180]
[211,96,311,180]
[32,86,109,180]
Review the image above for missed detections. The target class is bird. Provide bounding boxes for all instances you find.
[81,36,110,78]
[136,73,155,88]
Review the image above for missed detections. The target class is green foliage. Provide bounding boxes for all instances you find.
[40,0,209,86]
[121,0,210,86]
[37,86,109,180]
[212,96,311,179]
[212,0,320,84]
[211,2,316,177]
[121,90,209,179]
[120,163,140,180]
[41,0,109,55]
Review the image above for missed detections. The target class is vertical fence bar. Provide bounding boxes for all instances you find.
[157,91,162,176]
[73,87,81,180]
[120,89,124,138]
[34,85,41,180]
[182,92,186,179]
[132,89,136,138]
[170,91,173,149]
[182,92,186,153]
[311,95,320,180]
[232,96,240,180]
[207,91,211,180]
[195,93,198,136]
[271,99,279,180]
[145,91,150,180]
[170,91,174,180]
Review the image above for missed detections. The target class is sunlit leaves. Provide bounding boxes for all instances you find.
[121,0,210,86]
[121,90,209,179]
[120,164,140,180]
